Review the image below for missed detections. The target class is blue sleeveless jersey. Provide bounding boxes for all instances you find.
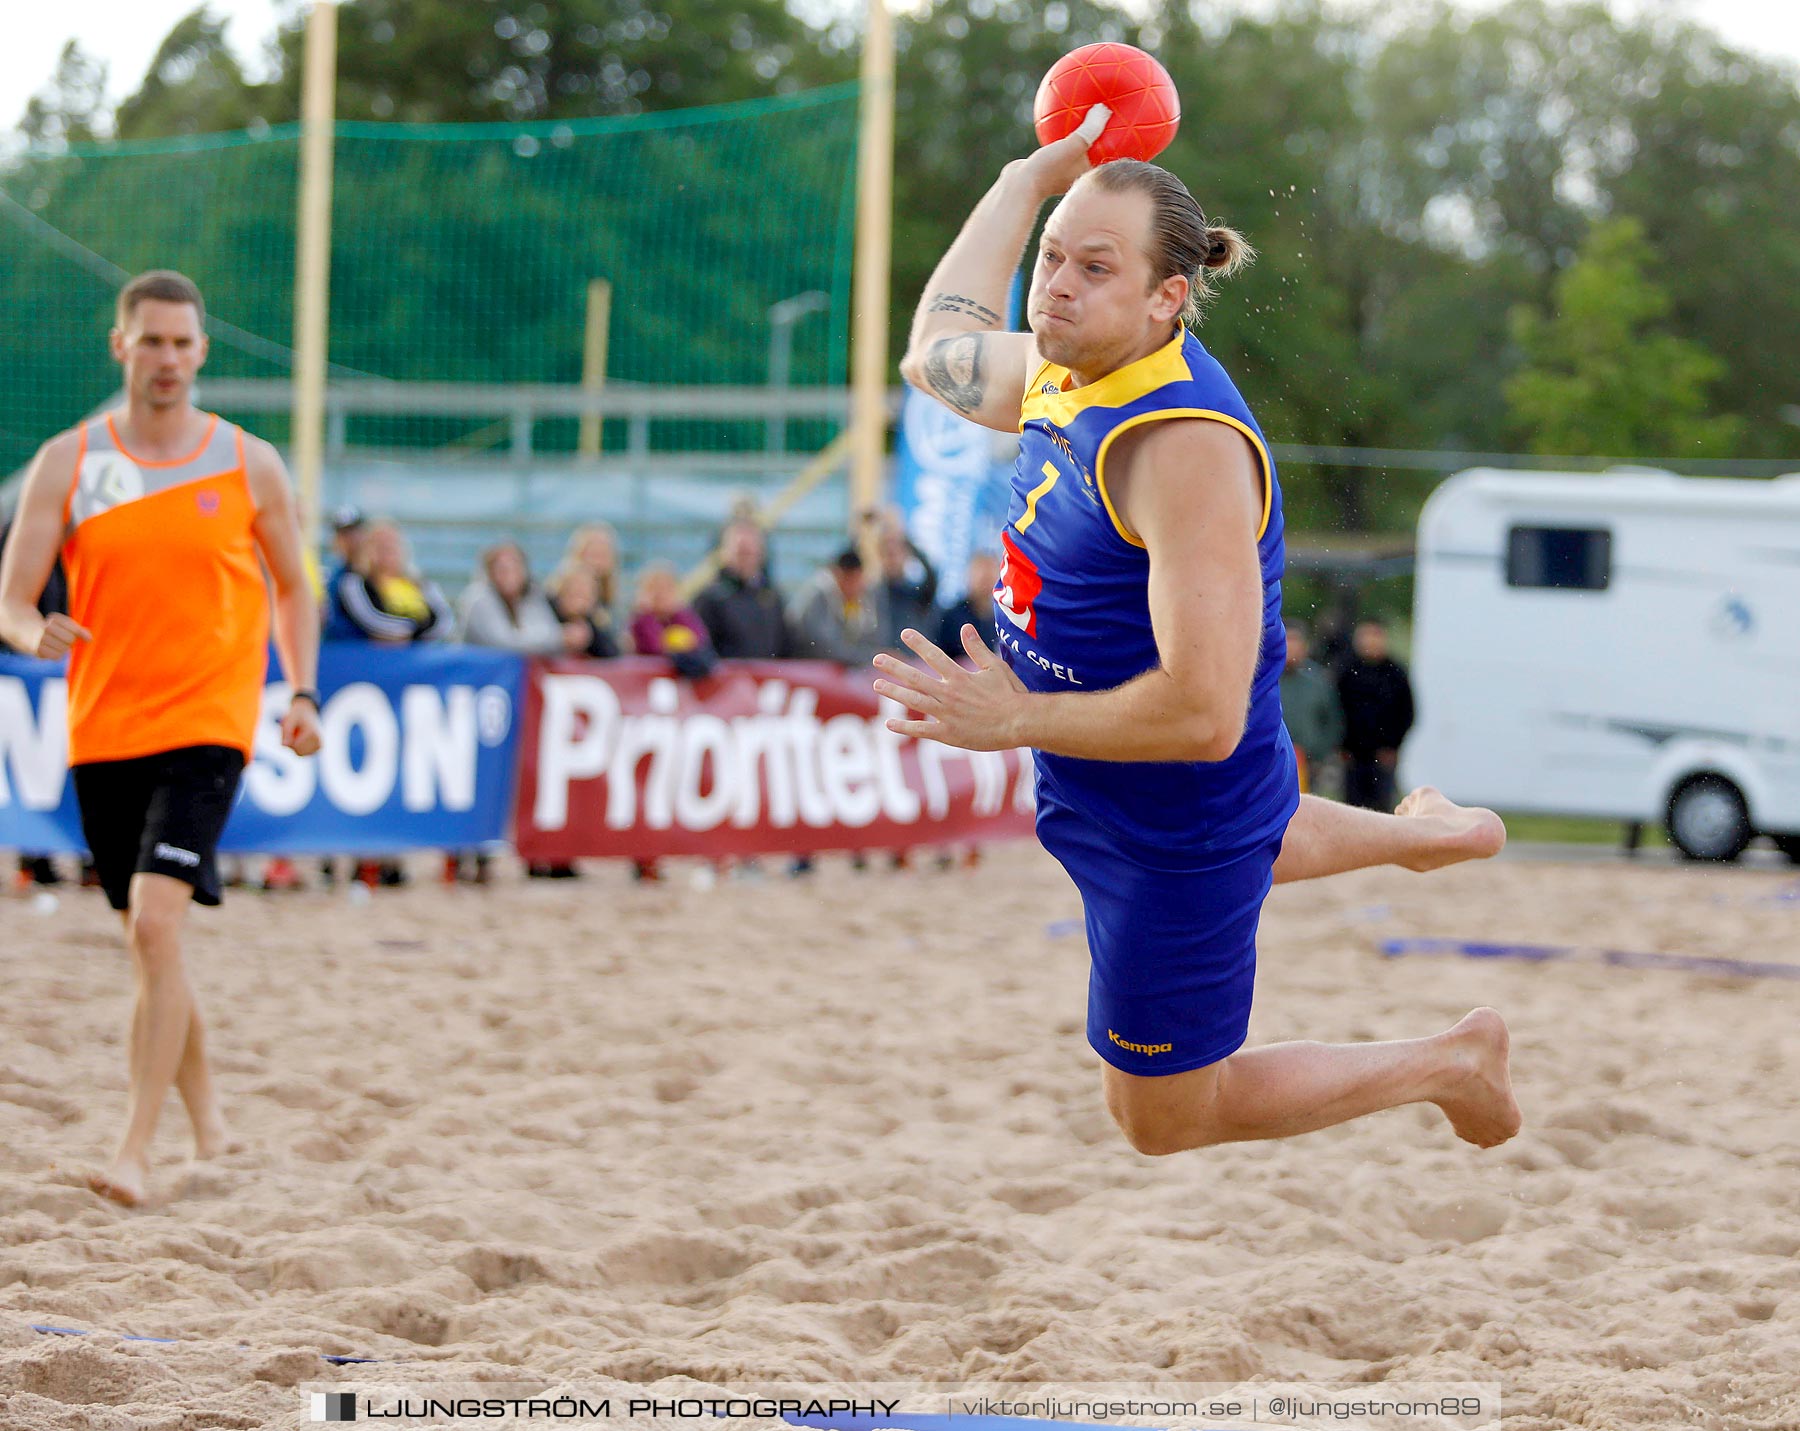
[998,326,1299,863]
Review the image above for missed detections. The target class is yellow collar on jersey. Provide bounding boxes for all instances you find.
[1019,325,1193,431]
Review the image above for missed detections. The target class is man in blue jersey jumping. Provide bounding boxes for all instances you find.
[875,107,1521,1155]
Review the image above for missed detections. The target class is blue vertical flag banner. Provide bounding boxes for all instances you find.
[890,271,1024,605]
[0,643,525,856]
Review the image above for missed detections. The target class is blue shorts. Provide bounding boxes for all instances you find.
[1036,780,1281,1077]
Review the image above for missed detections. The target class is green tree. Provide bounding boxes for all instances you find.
[17,41,108,147]
[113,8,260,140]
[1361,0,1800,457]
[1600,19,1800,455]
[1504,217,1740,457]
[1150,1,1382,528]
[13,0,1800,503]
[108,0,854,131]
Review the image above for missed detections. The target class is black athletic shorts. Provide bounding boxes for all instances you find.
[71,745,246,912]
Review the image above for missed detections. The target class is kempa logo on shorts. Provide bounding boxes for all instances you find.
[1109,1029,1173,1056]
[310,1391,356,1421]
[152,843,201,868]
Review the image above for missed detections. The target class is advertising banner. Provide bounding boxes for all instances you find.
[514,658,1036,860]
[0,644,524,856]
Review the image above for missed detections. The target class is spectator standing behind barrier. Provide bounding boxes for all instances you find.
[307,506,376,891]
[625,563,717,885]
[456,541,569,655]
[786,545,881,878]
[1315,606,1354,675]
[629,562,715,679]
[716,492,776,585]
[455,542,581,881]
[695,521,797,659]
[870,507,939,649]
[788,547,881,667]
[320,507,367,640]
[927,550,1004,873]
[934,551,1001,652]
[564,523,623,651]
[1280,618,1345,798]
[331,519,451,643]
[334,521,451,886]
[547,562,621,658]
[1336,619,1415,811]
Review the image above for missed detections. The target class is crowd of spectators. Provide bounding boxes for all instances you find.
[14,496,1435,886]
[306,512,1419,876]
[1279,616,1416,808]
[279,503,966,886]
[312,505,960,693]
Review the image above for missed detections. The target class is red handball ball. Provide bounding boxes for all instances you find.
[1033,42,1180,165]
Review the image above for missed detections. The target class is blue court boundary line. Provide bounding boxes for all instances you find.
[1381,938,1800,981]
[30,1324,377,1363]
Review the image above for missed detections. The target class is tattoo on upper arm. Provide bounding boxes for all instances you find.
[923,334,986,415]
[927,293,1002,326]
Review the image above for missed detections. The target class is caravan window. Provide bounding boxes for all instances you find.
[1506,526,1612,591]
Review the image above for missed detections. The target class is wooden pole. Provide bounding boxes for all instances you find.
[850,0,895,560]
[292,0,337,553]
[579,277,612,457]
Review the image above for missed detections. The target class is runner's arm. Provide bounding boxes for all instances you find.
[245,437,321,696]
[0,434,90,659]
[898,110,1109,432]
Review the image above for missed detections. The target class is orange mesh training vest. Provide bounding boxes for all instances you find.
[61,412,269,766]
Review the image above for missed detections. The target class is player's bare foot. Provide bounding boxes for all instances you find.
[191,1119,240,1160]
[87,1154,149,1207]
[1394,786,1506,871]
[1431,1007,1522,1148]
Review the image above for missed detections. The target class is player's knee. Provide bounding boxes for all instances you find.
[1104,1062,1232,1155]
[1114,1112,1189,1156]
[126,903,185,967]
[1106,1093,1225,1156]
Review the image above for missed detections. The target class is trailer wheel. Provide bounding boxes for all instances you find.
[1774,834,1800,865]
[1666,775,1752,863]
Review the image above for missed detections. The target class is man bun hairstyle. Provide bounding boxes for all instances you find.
[1083,160,1253,325]
[116,270,206,328]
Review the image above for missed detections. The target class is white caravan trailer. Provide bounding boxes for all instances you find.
[1401,468,1800,861]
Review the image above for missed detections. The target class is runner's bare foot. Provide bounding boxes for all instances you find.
[87,1154,149,1207]
[191,1119,241,1160]
[1431,1007,1522,1148]
[1394,786,1507,870]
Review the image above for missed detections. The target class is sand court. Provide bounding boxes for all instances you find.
[1,846,1796,1429]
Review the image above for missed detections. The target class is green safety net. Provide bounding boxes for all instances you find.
[0,83,859,477]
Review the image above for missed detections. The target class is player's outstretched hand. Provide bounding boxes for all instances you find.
[873,625,1031,752]
[34,613,91,661]
[282,698,322,757]
[1017,102,1113,199]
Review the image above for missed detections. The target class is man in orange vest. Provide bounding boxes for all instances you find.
[0,270,322,1206]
